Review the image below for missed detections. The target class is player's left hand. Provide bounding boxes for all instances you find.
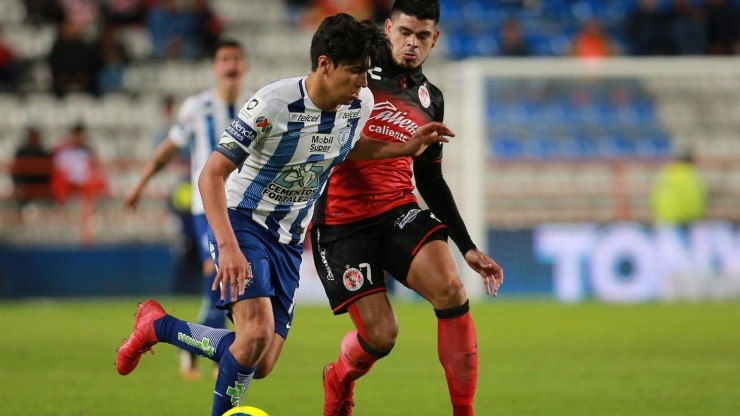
[406,121,454,156]
[464,248,503,297]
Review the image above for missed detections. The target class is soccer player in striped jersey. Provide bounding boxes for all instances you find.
[115,13,453,416]
[123,39,252,380]
[312,1,504,415]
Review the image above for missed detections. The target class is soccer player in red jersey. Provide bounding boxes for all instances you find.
[311,1,504,415]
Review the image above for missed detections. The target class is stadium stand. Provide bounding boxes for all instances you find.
[0,0,739,245]
[486,78,670,159]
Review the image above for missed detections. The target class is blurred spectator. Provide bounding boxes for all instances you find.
[627,0,675,55]
[570,20,621,57]
[498,20,531,56]
[97,23,131,93]
[285,0,312,26]
[10,126,54,206]
[103,0,149,25]
[670,0,707,55]
[300,0,375,28]
[58,0,101,33]
[48,19,101,96]
[704,0,740,54]
[192,0,225,58]
[51,122,108,203]
[651,152,707,226]
[146,0,199,60]
[0,27,19,92]
[23,0,64,25]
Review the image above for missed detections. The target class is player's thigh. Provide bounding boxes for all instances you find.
[311,225,386,314]
[349,291,398,347]
[230,297,275,339]
[229,296,276,366]
[406,240,467,310]
[382,206,447,283]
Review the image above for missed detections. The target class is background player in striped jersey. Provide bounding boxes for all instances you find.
[115,13,454,416]
[311,1,504,415]
[123,39,252,380]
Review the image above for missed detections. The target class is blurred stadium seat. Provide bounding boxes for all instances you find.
[0,0,738,245]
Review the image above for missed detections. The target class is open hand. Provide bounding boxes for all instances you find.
[406,121,455,156]
[464,248,503,297]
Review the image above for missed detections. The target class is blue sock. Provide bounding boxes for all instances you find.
[154,315,234,363]
[212,349,255,416]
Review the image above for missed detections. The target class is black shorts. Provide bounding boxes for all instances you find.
[311,203,447,314]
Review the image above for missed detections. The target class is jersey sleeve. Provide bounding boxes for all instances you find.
[354,87,375,144]
[431,83,445,123]
[167,96,198,148]
[216,94,276,166]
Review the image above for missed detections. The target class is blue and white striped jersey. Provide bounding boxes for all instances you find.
[216,76,373,245]
[168,88,253,215]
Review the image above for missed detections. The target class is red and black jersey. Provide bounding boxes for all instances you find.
[313,57,476,254]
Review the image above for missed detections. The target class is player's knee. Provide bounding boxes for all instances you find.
[230,330,273,365]
[364,319,399,351]
[431,278,467,310]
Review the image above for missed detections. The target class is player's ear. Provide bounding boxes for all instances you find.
[432,28,440,48]
[317,55,332,75]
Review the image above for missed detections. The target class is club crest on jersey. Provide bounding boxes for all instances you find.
[337,126,351,145]
[246,98,259,110]
[255,116,272,134]
[343,267,364,291]
[418,85,431,108]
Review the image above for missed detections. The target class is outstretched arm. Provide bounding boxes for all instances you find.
[347,121,454,161]
[124,138,181,211]
[415,147,504,296]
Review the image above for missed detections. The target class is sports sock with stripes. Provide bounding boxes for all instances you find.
[211,348,255,416]
[154,315,235,363]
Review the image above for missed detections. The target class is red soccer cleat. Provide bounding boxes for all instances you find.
[115,299,166,375]
[323,363,355,416]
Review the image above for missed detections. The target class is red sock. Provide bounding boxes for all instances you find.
[438,311,478,416]
[333,330,379,387]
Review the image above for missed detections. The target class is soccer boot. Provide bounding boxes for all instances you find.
[323,363,355,416]
[116,299,166,375]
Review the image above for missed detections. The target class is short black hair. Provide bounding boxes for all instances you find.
[310,13,388,71]
[390,0,440,23]
[211,38,246,60]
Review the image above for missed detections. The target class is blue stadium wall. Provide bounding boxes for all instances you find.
[2,222,738,301]
[489,222,740,302]
[0,244,183,298]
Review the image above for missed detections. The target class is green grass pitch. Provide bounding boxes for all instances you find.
[2,297,739,415]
